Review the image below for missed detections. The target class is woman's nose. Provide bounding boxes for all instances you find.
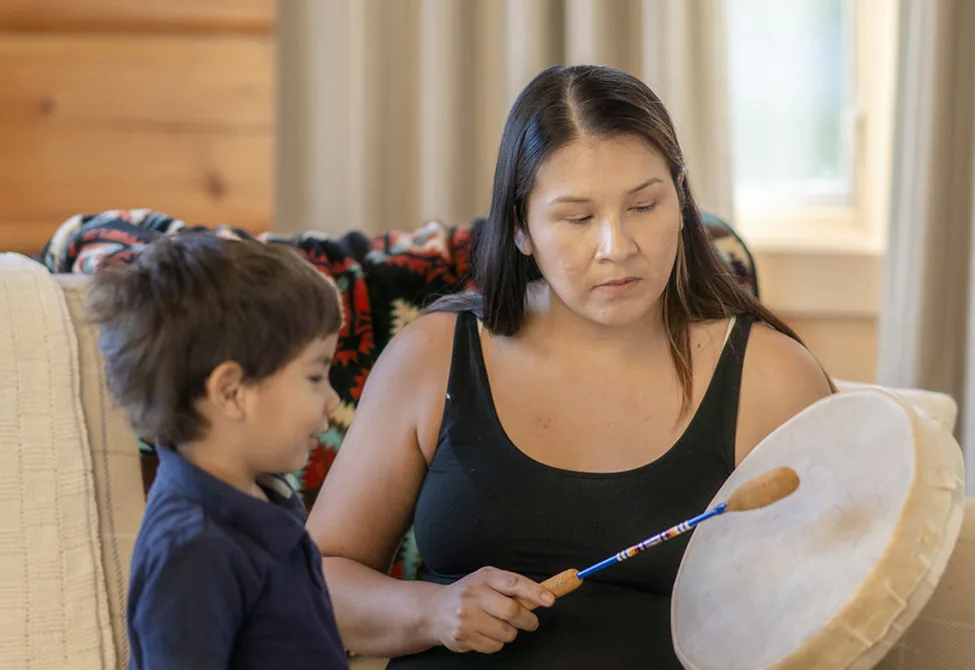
[595,216,638,261]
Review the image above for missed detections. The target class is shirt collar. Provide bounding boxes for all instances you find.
[154,444,308,557]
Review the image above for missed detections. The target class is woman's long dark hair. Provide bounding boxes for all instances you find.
[433,64,832,412]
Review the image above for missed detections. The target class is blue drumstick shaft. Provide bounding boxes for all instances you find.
[576,502,729,580]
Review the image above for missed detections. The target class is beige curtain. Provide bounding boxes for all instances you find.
[876,0,975,493]
[275,0,732,236]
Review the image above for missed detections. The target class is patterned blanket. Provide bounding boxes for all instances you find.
[40,209,757,578]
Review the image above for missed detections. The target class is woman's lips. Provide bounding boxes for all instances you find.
[594,277,641,295]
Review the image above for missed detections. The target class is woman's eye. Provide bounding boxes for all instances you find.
[308,375,324,384]
[566,215,592,224]
[632,203,657,214]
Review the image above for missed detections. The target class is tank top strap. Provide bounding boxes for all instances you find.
[710,313,756,469]
[725,313,756,374]
[441,310,493,426]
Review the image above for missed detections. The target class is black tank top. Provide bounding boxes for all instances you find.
[388,311,754,669]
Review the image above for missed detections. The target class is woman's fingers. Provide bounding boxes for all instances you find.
[480,588,540,633]
[485,568,556,609]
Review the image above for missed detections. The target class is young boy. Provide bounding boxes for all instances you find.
[87,232,350,669]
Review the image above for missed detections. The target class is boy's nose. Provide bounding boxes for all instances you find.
[323,389,340,417]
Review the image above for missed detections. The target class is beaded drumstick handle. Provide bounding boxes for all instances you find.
[516,466,800,611]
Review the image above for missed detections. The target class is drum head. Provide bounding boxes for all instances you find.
[672,389,965,670]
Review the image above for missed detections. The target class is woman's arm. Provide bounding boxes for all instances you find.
[735,323,835,464]
[306,313,553,658]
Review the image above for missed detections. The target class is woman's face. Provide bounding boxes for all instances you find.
[522,133,682,329]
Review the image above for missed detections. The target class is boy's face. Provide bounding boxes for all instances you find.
[242,334,341,475]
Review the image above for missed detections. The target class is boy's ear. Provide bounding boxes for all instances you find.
[204,361,247,420]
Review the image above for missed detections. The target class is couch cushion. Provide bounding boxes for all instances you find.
[877,497,975,669]
[0,253,115,668]
[56,273,145,669]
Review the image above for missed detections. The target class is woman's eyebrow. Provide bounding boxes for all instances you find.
[548,177,664,206]
[628,177,663,194]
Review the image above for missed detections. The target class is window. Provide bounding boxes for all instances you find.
[725,0,898,253]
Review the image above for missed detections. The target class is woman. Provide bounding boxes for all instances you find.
[307,64,833,668]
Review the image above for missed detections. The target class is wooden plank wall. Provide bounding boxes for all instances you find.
[0,0,276,256]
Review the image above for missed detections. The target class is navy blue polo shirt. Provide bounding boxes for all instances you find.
[127,445,349,669]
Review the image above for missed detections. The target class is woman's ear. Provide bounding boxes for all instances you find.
[514,223,533,256]
[203,361,247,421]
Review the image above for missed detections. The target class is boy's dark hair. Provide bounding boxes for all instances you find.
[86,232,343,445]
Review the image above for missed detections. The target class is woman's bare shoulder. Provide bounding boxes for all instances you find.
[735,322,834,461]
[361,310,460,417]
[363,310,462,459]
[379,310,458,369]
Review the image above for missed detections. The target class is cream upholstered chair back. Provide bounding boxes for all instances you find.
[834,379,959,433]
[0,253,143,669]
[57,273,146,668]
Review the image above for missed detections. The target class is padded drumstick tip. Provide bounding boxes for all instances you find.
[516,569,582,611]
[725,466,800,512]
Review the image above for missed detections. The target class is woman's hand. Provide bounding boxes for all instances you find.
[425,567,556,654]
